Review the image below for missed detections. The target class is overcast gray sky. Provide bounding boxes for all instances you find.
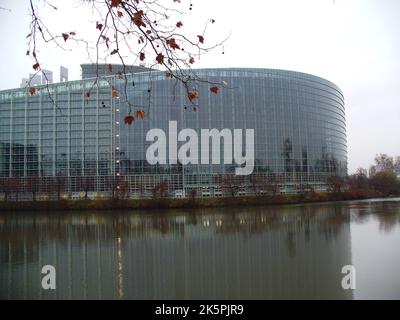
[0,0,399,173]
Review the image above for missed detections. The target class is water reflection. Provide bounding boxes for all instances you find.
[348,198,400,299]
[349,199,400,233]
[0,202,364,300]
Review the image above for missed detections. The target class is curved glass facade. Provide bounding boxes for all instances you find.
[0,67,346,198]
[117,68,347,194]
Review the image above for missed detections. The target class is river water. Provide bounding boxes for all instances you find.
[1,198,399,299]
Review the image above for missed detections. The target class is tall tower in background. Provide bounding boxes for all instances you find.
[41,69,53,85]
[20,73,41,88]
[60,66,68,82]
[19,66,67,87]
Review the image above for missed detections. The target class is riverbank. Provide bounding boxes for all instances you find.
[0,190,388,212]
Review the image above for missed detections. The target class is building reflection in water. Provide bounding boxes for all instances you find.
[0,203,362,299]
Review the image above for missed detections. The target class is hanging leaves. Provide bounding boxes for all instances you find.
[132,10,146,28]
[111,0,121,7]
[101,35,110,48]
[210,86,219,94]
[156,53,164,64]
[166,38,180,50]
[28,86,37,96]
[96,21,103,31]
[112,86,119,97]
[124,115,134,125]
[188,90,199,102]
[135,109,145,119]
[25,0,225,115]
[62,33,69,41]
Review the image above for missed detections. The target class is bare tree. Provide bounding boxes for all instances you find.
[8,177,23,201]
[151,185,159,199]
[189,188,197,199]
[261,174,279,195]
[370,171,400,196]
[326,176,345,193]
[394,156,400,175]
[79,176,96,200]
[370,154,395,174]
[116,176,130,199]
[222,175,240,197]
[105,175,130,199]
[26,0,227,119]
[249,174,268,195]
[0,178,11,202]
[26,176,40,201]
[54,175,67,200]
[106,175,117,199]
[347,168,369,190]
[151,180,169,198]
[158,181,169,197]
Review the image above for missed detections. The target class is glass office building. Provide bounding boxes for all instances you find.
[0,66,346,198]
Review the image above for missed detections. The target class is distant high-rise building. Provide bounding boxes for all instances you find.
[41,69,53,85]
[29,73,42,86]
[20,67,62,88]
[60,66,68,82]
[19,78,29,88]
[20,73,42,88]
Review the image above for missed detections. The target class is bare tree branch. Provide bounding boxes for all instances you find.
[25,0,230,123]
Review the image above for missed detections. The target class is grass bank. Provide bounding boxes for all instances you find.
[0,190,386,212]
